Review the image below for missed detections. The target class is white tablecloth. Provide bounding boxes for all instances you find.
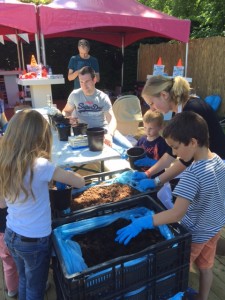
[51,130,120,168]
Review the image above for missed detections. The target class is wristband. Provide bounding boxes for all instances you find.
[154,176,162,187]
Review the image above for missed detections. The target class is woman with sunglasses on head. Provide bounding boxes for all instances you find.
[132,75,225,191]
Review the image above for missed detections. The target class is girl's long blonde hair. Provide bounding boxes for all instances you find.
[142,75,191,106]
[0,109,52,203]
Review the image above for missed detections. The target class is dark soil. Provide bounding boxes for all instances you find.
[71,183,140,211]
[73,218,165,267]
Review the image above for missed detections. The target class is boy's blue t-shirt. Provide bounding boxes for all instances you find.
[136,135,170,174]
[136,135,169,160]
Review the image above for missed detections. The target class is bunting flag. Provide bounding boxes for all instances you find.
[18,33,30,44]
[0,35,4,45]
[5,34,17,44]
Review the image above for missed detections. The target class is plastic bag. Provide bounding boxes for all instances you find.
[53,206,150,275]
[169,291,184,300]
[53,205,174,275]
[157,183,174,209]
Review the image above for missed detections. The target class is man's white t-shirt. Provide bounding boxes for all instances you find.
[67,88,112,130]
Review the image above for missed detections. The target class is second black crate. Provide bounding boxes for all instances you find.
[52,194,191,300]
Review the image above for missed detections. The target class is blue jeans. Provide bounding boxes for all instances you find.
[4,227,51,300]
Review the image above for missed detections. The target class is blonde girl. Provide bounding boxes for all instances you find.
[0,109,84,300]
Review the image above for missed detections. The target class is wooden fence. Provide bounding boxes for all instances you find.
[137,36,225,116]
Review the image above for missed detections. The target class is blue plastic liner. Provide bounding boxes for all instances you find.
[53,206,174,275]
[169,291,184,299]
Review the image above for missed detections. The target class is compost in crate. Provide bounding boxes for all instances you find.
[71,182,139,211]
[73,218,165,267]
[68,170,153,212]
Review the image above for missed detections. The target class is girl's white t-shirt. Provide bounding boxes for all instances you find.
[6,157,56,238]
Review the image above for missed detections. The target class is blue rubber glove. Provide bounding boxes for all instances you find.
[136,178,156,191]
[131,171,148,181]
[158,224,174,240]
[134,157,157,167]
[55,181,67,190]
[115,214,154,245]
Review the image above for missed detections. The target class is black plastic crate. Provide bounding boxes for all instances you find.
[51,168,133,221]
[52,194,191,300]
[53,258,189,300]
[51,168,160,228]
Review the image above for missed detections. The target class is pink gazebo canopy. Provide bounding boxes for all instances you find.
[0,0,37,36]
[39,0,191,47]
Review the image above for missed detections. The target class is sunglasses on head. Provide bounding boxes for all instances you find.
[79,43,88,47]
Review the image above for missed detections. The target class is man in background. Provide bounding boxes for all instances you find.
[68,39,100,90]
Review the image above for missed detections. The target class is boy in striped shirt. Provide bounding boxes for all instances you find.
[116,111,225,300]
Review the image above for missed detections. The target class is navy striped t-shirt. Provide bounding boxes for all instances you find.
[173,154,225,243]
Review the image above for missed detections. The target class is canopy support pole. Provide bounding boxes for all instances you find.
[15,30,22,70]
[35,33,41,64]
[121,34,125,90]
[34,6,41,64]
[20,40,25,70]
[184,42,189,77]
[40,33,46,66]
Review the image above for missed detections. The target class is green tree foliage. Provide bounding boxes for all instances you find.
[139,0,225,38]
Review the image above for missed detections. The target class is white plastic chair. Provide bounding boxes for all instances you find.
[112,95,142,135]
[104,95,142,172]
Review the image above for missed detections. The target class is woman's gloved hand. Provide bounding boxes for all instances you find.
[136,178,156,191]
[131,171,148,181]
[115,214,154,245]
[134,157,157,167]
